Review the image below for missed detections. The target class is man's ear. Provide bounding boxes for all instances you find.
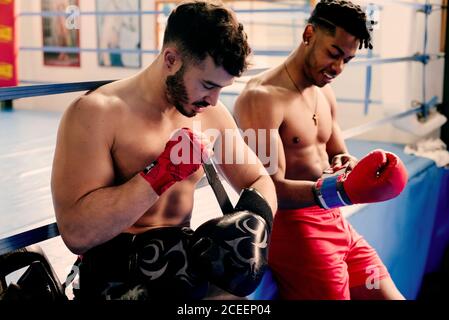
[163,47,182,73]
[303,24,315,45]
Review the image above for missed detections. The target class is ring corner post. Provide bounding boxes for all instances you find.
[0,99,13,111]
[441,0,449,148]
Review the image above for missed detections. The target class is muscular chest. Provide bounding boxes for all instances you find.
[111,117,204,184]
[280,95,333,149]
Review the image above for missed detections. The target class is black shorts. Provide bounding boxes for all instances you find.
[75,227,209,301]
[76,233,138,300]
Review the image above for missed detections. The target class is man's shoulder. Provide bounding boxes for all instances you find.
[241,83,271,98]
[62,90,124,129]
[68,89,124,115]
[247,74,287,95]
[236,82,282,107]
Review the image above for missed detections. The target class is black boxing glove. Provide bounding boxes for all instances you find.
[188,188,273,297]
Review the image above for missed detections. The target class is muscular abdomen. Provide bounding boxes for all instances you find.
[125,173,201,234]
[284,144,330,181]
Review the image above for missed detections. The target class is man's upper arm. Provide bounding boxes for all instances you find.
[233,88,286,183]
[322,85,348,158]
[234,88,281,134]
[51,97,116,216]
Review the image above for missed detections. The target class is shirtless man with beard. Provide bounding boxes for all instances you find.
[52,1,276,300]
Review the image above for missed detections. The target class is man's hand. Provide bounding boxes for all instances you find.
[324,153,358,174]
[314,149,408,209]
[140,128,211,195]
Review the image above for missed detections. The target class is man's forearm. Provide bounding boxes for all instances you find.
[249,175,278,215]
[56,174,158,254]
[274,178,317,209]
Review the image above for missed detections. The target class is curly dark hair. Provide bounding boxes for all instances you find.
[163,0,251,76]
[308,0,374,49]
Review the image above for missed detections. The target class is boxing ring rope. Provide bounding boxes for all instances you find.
[10,52,444,105]
[350,53,444,66]
[17,7,312,18]
[6,81,383,105]
[0,80,113,101]
[342,96,439,139]
[0,223,59,256]
[358,0,445,11]
[0,80,440,137]
[19,46,292,58]
[19,47,160,55]
[20,45,440,62]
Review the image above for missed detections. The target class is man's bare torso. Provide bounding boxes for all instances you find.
[75,78,215,233]
[244,65,334,181]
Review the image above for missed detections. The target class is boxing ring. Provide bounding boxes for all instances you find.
[1,0,449,300]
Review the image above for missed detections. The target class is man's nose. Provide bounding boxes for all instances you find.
[331,58,344,75]
[205,89,220,106]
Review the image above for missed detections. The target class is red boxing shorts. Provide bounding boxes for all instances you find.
[268,206,389,300]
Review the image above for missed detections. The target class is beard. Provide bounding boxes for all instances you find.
[165,65,193,117]
[166,64,210,118]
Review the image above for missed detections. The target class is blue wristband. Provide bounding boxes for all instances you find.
[315,175,352,209]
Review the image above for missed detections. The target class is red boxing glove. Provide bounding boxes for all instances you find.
[140,128,209,195]
[314,149,408,209]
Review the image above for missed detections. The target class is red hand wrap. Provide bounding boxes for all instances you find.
[140,128,208,195]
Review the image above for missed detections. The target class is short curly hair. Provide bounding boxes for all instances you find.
[308,0,374,49]
[163,0,251,76]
